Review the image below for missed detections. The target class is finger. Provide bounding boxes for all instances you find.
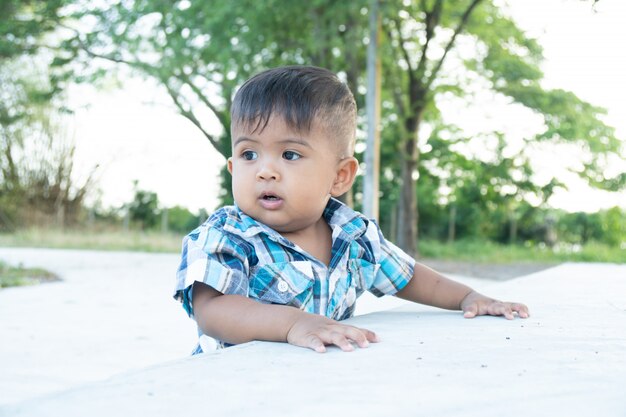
[463,303,478,318]
[488,302,514,320]
[503,305,515,320]
[329,331,355,352]
[510,303,530,318]
[358,327,380,343]
[342,326,370,348]
[306,335,326,353]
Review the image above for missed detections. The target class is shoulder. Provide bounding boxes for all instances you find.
[192,205,246,233]
[325,199,385,261]
[206,205,241,229]
[354,215,412,265]
[185,206,255,257]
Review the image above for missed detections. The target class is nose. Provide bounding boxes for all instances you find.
[256,161,280,181]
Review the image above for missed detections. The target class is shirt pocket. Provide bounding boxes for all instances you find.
[249,261,314,307]
[347,259,379,294]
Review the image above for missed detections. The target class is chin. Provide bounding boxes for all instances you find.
[246,212,288,230]
[257,216,299,233]
[262,220,294,233]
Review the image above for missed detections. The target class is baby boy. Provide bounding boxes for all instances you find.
[174,65,529,354]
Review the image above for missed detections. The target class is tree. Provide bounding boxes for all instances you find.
[53,1,623,255]
[126,182,160,230]
[166,205,202,233]
[0,0,67,59]
[0,0,94,230]
[55,1,370,205]
[0,62,94,229]
[557,207,625,247]
[377,0,623,255]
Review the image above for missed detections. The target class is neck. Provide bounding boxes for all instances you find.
[281,218,332,266]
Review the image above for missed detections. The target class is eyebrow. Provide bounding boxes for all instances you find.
[233,136,313,149]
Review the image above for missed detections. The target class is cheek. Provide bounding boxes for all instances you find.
[229,166,254,197]
[228,166,241,190]
[296,175,333,196]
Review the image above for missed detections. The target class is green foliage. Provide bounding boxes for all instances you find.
[0,58,93,231]
[375,0,624,253]
[0,0,67,58]
[166,206,201,233]
[127,183,160,230]
[556,207,626,247]
[4,0,623,254]
[57,0,372,205]
[0,260,58,288]
[0,0,94,231]
[124,187,206,233]
[600,207,626,247]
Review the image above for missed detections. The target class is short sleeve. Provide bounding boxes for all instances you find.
[364,221,415,297]
[173,224,251,318]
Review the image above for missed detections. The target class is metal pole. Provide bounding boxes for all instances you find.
[363,0,381,220]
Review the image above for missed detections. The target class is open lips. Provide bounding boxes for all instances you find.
[259,192,284,209]
[261,192,281,201]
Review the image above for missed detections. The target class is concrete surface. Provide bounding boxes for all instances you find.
[1,249,625,416]
[0,248,196,405]
[0,247,485,406]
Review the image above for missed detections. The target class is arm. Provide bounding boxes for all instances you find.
[192,282,379,353]
[395,262,529,319]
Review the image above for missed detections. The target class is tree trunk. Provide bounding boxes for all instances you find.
[398,148,418,257]
[508,211,518,244]
[161,210,169,234]
[398,144,418,256]
[448,204,457,243]
[397,114,421,257]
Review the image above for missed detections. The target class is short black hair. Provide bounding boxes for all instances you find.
[230,65,357,155]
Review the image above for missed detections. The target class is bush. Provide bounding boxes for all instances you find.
[166,206,201,233]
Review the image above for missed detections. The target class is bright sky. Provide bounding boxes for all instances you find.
[504,0,626,211]
[69,0,626,214]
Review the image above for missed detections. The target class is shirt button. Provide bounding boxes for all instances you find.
[277,281,289,293]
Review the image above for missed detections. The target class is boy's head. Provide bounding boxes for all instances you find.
[227,66,359,234]
[230,65,357,157]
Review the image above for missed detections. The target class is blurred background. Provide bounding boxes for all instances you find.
[1,0,625,269]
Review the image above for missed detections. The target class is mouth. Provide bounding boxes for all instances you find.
[260,192,281,201]
[259,192,283,209]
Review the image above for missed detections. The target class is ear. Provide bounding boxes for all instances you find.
[330,157,358,197]
[227,157,233,175]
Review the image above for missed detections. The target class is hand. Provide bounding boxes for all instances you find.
[460,291,529,320]
[286,313,379,353]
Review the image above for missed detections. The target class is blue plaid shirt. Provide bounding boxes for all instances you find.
[174,198,415,352]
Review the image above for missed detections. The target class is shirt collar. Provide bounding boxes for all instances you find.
[223,205,288,244]
[222,198,368,244]
[324,198,369,241]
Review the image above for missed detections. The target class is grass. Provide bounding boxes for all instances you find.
[0,228,622,289]
[0,260,58,288]
[418,239,625,264]
[1,227,623,264]
[0,227,182,253]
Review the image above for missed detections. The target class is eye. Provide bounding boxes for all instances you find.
[241,150,257,161]
[283,151,301,161]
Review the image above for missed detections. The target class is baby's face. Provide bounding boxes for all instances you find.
[228,116,342,234]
